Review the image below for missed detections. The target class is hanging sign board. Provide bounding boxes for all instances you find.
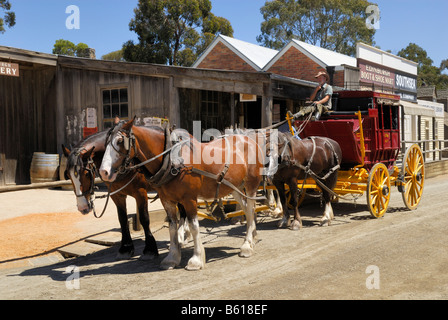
[0,62,19,77]
[143,117,163,128]
[240,93,257,102]
[86,108,97,128]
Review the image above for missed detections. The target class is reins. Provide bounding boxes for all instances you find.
[93,171,140,219]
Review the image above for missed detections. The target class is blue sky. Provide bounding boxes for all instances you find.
[1,0,447,68]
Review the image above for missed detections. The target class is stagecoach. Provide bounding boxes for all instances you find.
[288,90,424,218]
[198,90,425,220]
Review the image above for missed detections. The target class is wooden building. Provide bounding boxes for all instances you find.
[0,45,314,186]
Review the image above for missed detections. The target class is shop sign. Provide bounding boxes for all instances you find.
[144,117,163,128]
[240,93,257,102]
[397,92,417,102]
[0,62,19,77]
[395,73,417,93]
[359,63,395,87]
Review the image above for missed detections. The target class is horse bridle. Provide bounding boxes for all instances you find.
[106,127,136,175]
[66,149,98,200]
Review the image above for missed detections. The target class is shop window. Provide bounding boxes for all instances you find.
[201,90,220,129]
[102,88,129,129]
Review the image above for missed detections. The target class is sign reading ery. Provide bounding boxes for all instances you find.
[0,62,19,77]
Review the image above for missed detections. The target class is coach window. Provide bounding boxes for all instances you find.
[102,88,129,129]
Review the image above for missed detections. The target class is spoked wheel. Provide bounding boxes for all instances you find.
[401,144,425,210]
[366,163,391,218]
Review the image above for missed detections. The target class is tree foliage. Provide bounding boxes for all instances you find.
[257,0,376,56]
[52,39,92,58]
[102,50,125,61]
[398,43,448,89]
[0,0,15,34]
[123,0,233,66]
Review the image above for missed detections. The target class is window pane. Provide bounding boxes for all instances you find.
[111,89,119,103]
[121,104,128,117]
[103,105,111,119]
[120,89,128,103]
[103,90,110,104]
[112,104,120,117]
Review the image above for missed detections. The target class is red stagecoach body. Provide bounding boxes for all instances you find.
[295,90,401,171]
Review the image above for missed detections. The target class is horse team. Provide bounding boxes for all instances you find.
[63,117,341,270]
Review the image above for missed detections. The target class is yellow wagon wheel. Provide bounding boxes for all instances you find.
[401,144,425,210]
[366,163,391,218]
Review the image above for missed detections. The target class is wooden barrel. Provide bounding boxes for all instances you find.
[30,153,59,184]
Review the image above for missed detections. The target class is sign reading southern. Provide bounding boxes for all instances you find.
[0,62,19,77]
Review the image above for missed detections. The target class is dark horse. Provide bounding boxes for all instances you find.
[99,119,265,270]
[271,133,342,230]
[62,123,164,260]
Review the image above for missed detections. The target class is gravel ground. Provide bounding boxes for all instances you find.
[0,175,447,301]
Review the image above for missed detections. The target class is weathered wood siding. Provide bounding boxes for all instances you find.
[59,65,170,148]
[0,63,57,185]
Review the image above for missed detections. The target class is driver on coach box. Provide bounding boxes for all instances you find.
[288,71,333,121]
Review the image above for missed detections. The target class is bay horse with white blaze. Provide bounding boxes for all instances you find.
[62,123,164,260]
[272,133,342,230]
[99,118,265,270]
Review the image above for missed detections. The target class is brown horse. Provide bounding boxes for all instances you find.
[271,133,342,230]
[99,119,265,270]
[62,124,162,260]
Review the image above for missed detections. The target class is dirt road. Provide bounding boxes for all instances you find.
[0,174,447,301]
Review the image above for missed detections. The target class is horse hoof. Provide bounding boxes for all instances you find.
[239,244,254,258]
[277,218,290,229]
[185,257,204,271]
[160,261,177,270]
[319,219,331,227]
[291,220,302,231]
[116,251,134,260]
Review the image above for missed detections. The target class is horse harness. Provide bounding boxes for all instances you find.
[278,135,340,183]
[113,128,266,211]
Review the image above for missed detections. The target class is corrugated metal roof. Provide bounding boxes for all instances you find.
[219,35,279,70]
[291,39,357,67]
